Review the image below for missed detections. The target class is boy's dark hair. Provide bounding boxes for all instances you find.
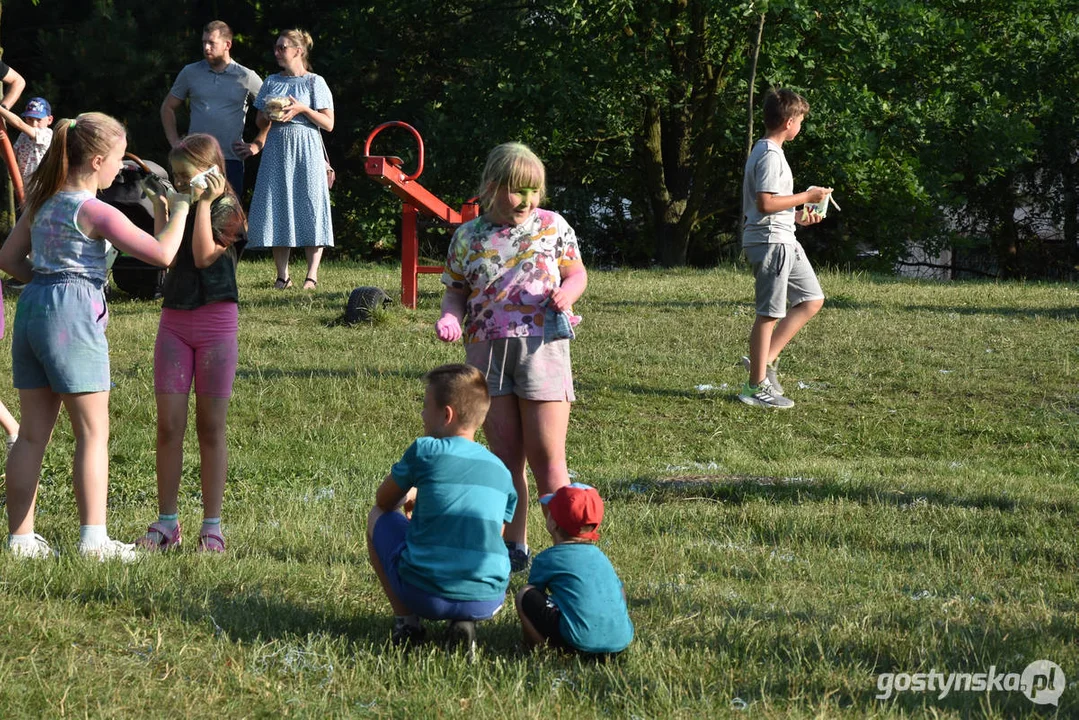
[423,364,490,429]
[763,88,810,131]
[204,20,233,41]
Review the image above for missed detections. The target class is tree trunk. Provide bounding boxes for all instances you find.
[640,97,690,266]
[746,14,766,158]
[1064,156,1078,273]
[639,1,740,267]
[993,180,1020,279]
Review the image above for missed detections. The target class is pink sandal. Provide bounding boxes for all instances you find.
[134,521,182,552]
[197,530,226,554]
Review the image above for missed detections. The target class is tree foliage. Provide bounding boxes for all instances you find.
[2,0,1075,276]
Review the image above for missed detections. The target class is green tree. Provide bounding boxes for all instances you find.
[3,0,1074,277]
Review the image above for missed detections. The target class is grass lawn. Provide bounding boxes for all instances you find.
[0,259,1076,718]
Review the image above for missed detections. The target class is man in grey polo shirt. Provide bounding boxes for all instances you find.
[161,20,262,194]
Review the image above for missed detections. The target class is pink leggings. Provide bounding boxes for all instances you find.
[154,302,239,397]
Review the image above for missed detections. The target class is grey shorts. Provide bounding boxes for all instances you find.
[465,337,575,402]
[744,241,824,318]
[12,273,111,393]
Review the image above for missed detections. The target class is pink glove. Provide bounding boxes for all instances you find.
[435,314,462,342]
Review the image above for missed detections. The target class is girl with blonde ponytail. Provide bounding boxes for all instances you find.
[0,111,191,561]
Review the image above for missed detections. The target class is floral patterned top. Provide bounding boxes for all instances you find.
[14,127,52,183]
[442,209,581,343]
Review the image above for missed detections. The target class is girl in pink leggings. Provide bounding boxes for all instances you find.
[136,134,245,554]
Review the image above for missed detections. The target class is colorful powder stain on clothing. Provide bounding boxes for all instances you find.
[442,209,580,343]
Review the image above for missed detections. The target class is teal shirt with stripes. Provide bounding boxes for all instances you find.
[392,436,516,602]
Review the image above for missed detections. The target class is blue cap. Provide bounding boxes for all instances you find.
[22,97,51,120]
[538,482,595,505]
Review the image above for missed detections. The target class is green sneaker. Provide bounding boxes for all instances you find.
[741,356,784,396]
[738,379,794,409]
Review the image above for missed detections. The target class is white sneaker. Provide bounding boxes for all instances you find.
[78,538,139,563]
[741,356,784,396]
[738,379,795,409]
[8,533,58,559]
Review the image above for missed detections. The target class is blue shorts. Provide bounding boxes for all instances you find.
[12,273,110,393]
[372,511,505,621]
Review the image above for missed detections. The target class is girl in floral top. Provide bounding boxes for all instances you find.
[436,142,588,572]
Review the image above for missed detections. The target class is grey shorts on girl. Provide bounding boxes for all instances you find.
[745,241,824,319]
[465,337,575,402]
[12,273,110,393]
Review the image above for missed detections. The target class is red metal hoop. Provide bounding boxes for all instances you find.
[363,121,480,308]
[364,121,424,181]
[0,125,25,206]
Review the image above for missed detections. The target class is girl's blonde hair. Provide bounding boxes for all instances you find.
[477,142,546,208]
[168,133,246,225]
[280,29,314,71]
[24,112,125,220]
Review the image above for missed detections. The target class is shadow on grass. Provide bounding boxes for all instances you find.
[196,587,371,642]
[233,293,342,311]
[708,620,1074,716]
[234,366,426,382]
[235,367,363,381]
[905,304,1078,320]
[591,295,881,312]
[591,299,747,311]
[606,474,1076,515]
[575,380,717,400]
[824,293,880,310]
[185,584,565,661]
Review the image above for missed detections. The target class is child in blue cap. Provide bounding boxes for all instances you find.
[515,483,634,657]
[0,97,54,183]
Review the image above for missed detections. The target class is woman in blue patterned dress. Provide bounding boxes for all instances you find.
[243,29,334,290]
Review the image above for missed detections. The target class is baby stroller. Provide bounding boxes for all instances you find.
[99,153,174,299]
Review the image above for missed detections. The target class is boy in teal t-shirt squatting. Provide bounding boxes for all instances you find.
[366,364,517,649]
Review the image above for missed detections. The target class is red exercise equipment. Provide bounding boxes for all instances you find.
[0,123,26,207]
[363,121,478,308]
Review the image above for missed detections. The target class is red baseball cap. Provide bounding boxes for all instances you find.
[539,483,604,541]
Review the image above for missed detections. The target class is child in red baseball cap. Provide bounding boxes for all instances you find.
[514,483,633,656]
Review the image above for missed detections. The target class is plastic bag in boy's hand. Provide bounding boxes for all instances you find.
[801,186,839,222]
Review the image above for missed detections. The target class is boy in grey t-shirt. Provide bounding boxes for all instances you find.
[739,89,832,409]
